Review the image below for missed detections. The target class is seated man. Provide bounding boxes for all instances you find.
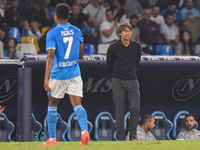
[126,114,156,141]
[176,114,200,140]
[100,9,119,44]
[0,105,5,115]
[136,114,156,141]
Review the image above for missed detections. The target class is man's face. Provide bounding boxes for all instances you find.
[72,6,80,16]
[119,27,132,41]
[130,18,138,26]
[106,10,114,22]
[185,116,195,131]
[147,117,155,131]
[168,5,176,12]
[143,10,152,21]
[152,7,160,17]
[186,0,193,9]
[166,15,174,25]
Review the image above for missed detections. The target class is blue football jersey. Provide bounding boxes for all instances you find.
[46,23,83,80]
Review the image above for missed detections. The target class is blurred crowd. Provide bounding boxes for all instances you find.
[0,0,200,58]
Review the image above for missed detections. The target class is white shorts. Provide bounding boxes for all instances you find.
[48,76,83,99]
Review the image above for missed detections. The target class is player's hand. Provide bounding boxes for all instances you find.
[44,78,52,93]
[0,106,5,115]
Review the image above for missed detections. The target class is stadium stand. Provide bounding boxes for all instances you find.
[84,44,97,55]
[20,44,37,55]
[97,43,110,54]
[9,27,21,43]
[21,37,40,53]
[156,45,173,55]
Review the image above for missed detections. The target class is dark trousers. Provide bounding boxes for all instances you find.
[112,78,140,140]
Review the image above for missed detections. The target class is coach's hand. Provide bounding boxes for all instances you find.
[44,78,52,93]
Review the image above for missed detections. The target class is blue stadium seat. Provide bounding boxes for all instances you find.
[94,111,117,141]
[81,27,94,35]
[43,113,68,141]
[84,44,97,55]
[67,112,93,141]
[173,110,198,139]
[0,113,15,141]
[156,45,173,55]
[10,27,21,43]
[151,111,173,140]
[31,113,42,141]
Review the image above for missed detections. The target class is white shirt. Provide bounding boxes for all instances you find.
[100,20,119,43]
[151,15,165,26]
[160,24,179,41]
[82,3,106,25]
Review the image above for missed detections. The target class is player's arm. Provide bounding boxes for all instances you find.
[79,43,84,59]
[44,48,55,93]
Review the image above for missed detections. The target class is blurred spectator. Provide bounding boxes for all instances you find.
[142,0,166,11]
[180,0,199,21]
[176,114,200,140]
[0,21,11,43]
[185,14,200,44]
[167,0,186,11]
[48,0,65,10]
[0,0,4,19]
[108,0,127,24]
[129,14,140,42]
[76,0,90,9]
[69,3,98,32]
[137,9,160,54]
[27,0,45,39]
[4,37,23,59]
[0,105,5,115]
[123,0,143,19]
[176,30,194,55]
[5,0,37,38]
[82,0,106,26]
[151,6,165,26]
[161,13,180,53]
[160,1,181,23]
[100,9,119,44]
[179,12,194,32]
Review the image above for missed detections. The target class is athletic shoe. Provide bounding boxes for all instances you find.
[80,130,90,145]
[42,138,57,145]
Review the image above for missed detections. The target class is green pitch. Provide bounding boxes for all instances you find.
[1,140,200,150]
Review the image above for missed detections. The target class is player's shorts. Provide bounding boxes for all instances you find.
[47,76,83,99]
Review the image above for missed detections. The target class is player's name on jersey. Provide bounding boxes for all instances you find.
[61,30,74,36]
[59,60,78,67]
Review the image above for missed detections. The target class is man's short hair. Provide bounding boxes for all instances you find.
[185,114,195,121]
[55,3,70,20]
[118,22,132,34]
[141,114,153,125]
[130,14,139,21]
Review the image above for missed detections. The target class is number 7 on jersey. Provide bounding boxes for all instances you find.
[63,36,73,59]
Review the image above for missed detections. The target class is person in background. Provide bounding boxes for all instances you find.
[160,1,181,24]
[124,0,143,19]
[4,38,23,59]
[100,9,119,44]
[5,0,37,38]
[179,12,194,32]
[137,9,160,54]
[134,114,156,141]
[180,0,199,21]
[107,22,141,141]
[0,105,5,115]
[176,30,194,56]
[176,114,200,140]
[129,14,140,42]
[151,6,164,26]
[160,13,180,54]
